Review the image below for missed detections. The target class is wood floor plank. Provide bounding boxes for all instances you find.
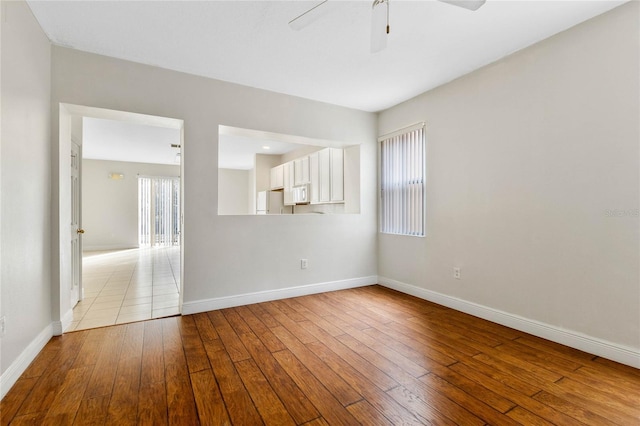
[104,355,141,425]
[72,328,109,368]
[140,318,165,386]
[192,312,219,342]
[427,362,516,414]
[20,338,62,379]
[261,302,317,344]
[532,391,618,425]
[73,395,110,426]
[177,315,211,373]
[542,378,640,424]
[83,325,126,399]
[449,361,585,426]
[207,310,251,362]
[306,341,424,426]
[201,337,263,425]
[418,372,521,426]
[234,358,296,426]
[505,406,556,426]
[386,385,462,425]
[15,332,88,416]
[346,400,394,426]
[104,323,145,425]
[190,369,230,426]
[137,381,168,426]
[2,285,639,426]
[234,305,286,353]
[247,303,280,328]
[302,319,399,391]
[41,366,92,426]
[334,324,429,378]
[271,325,362,406]
[0,377,38,426]
[273,349,360,425]
[162,317,200,426]
[229,321,320,424]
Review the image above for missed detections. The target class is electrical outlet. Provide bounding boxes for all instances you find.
[453,267,461,280]
[0,316,5,337]
[301,259,308,269]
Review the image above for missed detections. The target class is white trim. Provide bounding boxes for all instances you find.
[0,324,53,399]
[378,121,426,142]
[52,309,74,336]
[378,276,640,369]
[182,276,378,315]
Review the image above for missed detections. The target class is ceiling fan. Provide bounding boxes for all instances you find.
[289,0,486,53]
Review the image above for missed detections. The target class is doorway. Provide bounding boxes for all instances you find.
[58,104,184,332]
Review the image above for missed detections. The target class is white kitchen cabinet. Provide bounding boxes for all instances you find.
[270,164,284,190]
[283,161,295,206]
[330,148,344,202]
[311,148,343,204]
[309,152,319,204]
[294,156,310,186]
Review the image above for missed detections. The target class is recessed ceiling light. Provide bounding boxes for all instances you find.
[262,146,271,150]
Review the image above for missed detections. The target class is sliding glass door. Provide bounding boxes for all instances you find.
[138,176,180,247]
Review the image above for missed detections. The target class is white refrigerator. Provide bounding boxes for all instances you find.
[256,190,284,214]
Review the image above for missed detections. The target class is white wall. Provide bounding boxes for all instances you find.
[378,3,639,357]
[218,168,250,215]
[0,0,52,387]
[82,159,180,250]
[51,46,378,312]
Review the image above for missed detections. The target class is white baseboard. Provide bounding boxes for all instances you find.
[1,324,53,399]
[182,276,378,315]
[52,309,74,336]
[378,277,640,369]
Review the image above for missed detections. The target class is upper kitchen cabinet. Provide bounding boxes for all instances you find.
[293,156,310,186]
[311,147,343,204]
[270,164,284,190]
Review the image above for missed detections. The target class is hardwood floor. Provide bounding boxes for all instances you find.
[2,285,639,425]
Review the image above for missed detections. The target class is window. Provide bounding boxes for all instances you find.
[138,176,181,247]
[379,124,426,236]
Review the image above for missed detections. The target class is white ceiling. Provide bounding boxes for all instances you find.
[218,134,304,170]
[83,117,181,165]
[28,1,626,112]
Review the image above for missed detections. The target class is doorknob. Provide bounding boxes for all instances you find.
[77,229,85,234]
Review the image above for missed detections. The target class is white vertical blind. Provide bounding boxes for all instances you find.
[380,126,425,236]
[138,176,180,247]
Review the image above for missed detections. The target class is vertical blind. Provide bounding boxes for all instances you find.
[138,176,181,247]
[380,126,426,236]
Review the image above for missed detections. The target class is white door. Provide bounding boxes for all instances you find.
[70,141,83,308]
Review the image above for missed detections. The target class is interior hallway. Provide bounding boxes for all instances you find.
[69,247,180,331]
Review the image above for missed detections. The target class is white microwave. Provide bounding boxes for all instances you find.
[292,184,310,204]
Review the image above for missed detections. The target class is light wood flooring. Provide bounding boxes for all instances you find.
[69,247,180,332]
[2,285,639,425]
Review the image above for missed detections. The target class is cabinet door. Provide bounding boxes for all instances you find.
[319,148,331,203]
[294,156,310,185]
[270,165,284,190]
[310,152,319,203]
[330,148,344,202]
[283,162,294,205]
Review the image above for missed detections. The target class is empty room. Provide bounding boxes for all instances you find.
[1,0,638,424]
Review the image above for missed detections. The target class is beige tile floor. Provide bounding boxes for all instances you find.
[68,246,181,332]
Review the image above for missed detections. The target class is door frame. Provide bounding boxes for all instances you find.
[53,103,185,334]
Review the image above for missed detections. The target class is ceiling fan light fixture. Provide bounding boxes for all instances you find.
[438,0,486,11]
[371,0,389,53]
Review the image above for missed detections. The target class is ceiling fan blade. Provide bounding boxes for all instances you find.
[371,0,388,53]
[289,0,329,31]
[438,0,486,11]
